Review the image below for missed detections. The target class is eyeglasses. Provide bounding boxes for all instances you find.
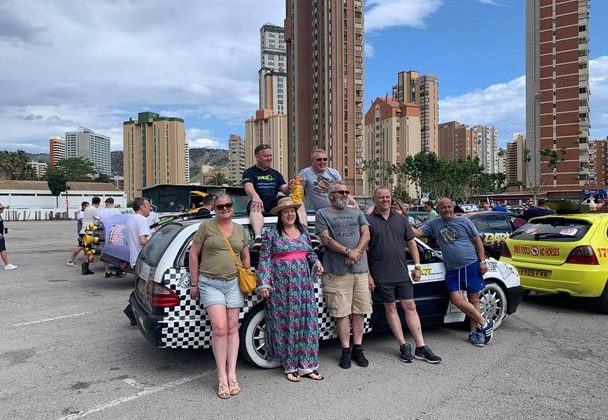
[0,207,4,210]
[331,190,350,196]
[315,157,328,162]
[215,203,233,211]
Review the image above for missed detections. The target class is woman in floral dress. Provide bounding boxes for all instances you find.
[256,197,325,382]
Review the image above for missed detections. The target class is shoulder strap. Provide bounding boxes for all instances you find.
[216,221,242,269]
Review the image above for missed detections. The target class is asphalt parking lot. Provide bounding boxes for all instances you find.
[1,220,607,420]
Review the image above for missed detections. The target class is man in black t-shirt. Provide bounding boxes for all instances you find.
[242,144,291,245]
[522,199,553,221]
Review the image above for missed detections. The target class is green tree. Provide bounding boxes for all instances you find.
[362,159,380,194]
[209,172,229,186]
[95,173,111,183]
[55,157,98,181]
[45,166,68,208]
[0,150,33,180]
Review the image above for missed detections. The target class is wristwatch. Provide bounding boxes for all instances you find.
[479,260,487,264]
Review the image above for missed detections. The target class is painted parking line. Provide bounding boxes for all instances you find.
[58,374,203,420]
[12,312,93,327]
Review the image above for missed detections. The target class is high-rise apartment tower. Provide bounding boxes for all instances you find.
[65,128,111,176]
[526,0,590,187]
[49,136,66,167]
[438,121,477,162]
[228,134,246,185]
[392,71,439,154]
[259,24,287,114]
[285,0,365,193]
[474,125,499,173]
[123,112,187,199]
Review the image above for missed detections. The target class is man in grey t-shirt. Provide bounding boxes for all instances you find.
[413,197,495,347]
[316,182,371,369]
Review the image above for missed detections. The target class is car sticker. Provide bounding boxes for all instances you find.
[525,225,539,235]
[483,232,510,244]
[513,245,560,257]
[559,227,578,236]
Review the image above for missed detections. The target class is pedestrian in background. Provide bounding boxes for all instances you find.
[67,201,88,267]
[0,203,17,270]
[257,197,325,382]
[80,196,101,275]
[189,193,250,399]
[522,199,553,221]
[99,197,121,278]
[424,201,439,219]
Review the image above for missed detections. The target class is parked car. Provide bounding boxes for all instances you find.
[501,212,608,313]
[128,214,524,368]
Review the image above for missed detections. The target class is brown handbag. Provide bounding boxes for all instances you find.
[216,222,257,294]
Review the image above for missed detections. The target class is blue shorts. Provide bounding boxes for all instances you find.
[198,275,244,308]
[445,262,485,293]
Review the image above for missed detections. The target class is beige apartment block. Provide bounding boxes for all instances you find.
[244,109,289,176]
[123,112,187,200]
[228,134,245,186]
[393,71,439,154]
[438,121,477,161]
[506,133,526,184]
[526,0,590,188]
[364,97,421,196]
[285,0,365,193]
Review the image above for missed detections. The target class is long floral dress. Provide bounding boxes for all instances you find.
[257,226,320,373]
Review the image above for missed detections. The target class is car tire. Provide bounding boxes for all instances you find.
[238,304,280,369]
[479,281,507,329]
[596,282,608,315]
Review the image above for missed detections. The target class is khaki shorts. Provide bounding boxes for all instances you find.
[322,272,372,318]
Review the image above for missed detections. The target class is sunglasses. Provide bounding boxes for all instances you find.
[331,190,350,196]
[215,203,233,211]
[316,157,328,162]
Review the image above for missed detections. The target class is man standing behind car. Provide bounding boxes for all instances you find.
[123,197,152,325]
[522,199,553,221]
[413,197,495,347]
[316,182,371,369]
[366,187,441,364]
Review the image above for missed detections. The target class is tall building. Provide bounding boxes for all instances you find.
[438,121,477,162]
[49,136,66,167]
[474,125,499,173]
[228,134,245,185]
[259,24,287,114]
[123,112,187,199]
[364,97,421,196]
[244,109,289,175]
[65,128,111,176]
[285,0,365,193]
[526,0,590,188]
[392,71,439,154]
[589,139,607,186]
[497,149,507,175]
[29,161,47,179]
[506,133,527,184]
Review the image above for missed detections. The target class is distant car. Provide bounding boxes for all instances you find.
[501,213,608,313]
[128,214,523,368]
[407,210,430,227]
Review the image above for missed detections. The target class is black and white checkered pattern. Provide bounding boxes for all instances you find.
[157,268,370,349]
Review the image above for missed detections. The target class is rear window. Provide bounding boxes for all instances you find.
[138,223,184,267]
[510,218,592,242]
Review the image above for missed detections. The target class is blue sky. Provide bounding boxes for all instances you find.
[0,0,606,154]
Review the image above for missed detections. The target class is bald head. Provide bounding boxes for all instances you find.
[436,197,455,220]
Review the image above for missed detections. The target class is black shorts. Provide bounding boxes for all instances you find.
[373,281,414,302]
[0,238,5,252]
[246,200,278,216]
[77,234,85,247]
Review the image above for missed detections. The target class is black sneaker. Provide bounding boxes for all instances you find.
[252,237,262,250]
[400,343,413,363]
[105,272,113,278]
[351,345,369,367]
[123,305,137,326]
[414,345,442,364]
[339,348,352,369]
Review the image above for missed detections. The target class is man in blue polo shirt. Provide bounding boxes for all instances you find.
[366,187,441,364]
[414,197,494,347]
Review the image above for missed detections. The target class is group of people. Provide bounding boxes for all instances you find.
[184,144,495,399]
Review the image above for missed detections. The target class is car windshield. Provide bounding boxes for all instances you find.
[139,223,184,267]
[510,218,592,242]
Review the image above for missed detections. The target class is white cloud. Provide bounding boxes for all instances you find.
[439,55,608,146]
[365,0,443,32]
[186,128,227,150]
[365,41,375,58]
[0,0,281,152]
[477,0,507,6]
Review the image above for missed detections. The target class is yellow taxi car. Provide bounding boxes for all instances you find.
[501,212,608,313]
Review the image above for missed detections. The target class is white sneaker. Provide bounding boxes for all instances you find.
[4,264,17,270]
[66,261,77,267]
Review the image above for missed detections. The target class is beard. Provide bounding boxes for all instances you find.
[331,197,349,209]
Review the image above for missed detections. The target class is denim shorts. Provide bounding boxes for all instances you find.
[198,275,244,308]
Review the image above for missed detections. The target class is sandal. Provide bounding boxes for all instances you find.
[301,370,324,381]
[228,377,240,396]
[217,377,231,399]
[285,372,301,382]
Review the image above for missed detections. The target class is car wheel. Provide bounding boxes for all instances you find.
[238,304,280,369]
[479,281,507,329]
[596,282,608,314]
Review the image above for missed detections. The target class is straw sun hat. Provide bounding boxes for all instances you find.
[271,196,302,215]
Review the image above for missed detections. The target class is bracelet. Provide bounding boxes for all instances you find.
[414,264,421,269]
[479,261,486,264]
